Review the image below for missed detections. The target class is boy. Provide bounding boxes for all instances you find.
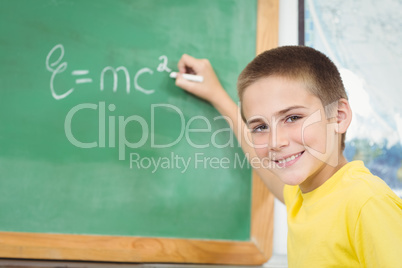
[174,46,402,267]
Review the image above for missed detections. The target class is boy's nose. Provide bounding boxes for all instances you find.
[269,125,289,151]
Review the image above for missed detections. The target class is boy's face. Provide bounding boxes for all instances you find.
[242,76,341,192]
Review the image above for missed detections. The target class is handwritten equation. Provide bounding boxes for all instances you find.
[46,44,172,100]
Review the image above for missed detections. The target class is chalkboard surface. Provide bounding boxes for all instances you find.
[0,0,257,241]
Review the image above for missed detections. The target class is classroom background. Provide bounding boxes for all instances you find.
[0,0,401,267]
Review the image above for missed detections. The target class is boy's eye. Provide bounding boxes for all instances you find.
[251,124,269,133]
[285,115,302,123]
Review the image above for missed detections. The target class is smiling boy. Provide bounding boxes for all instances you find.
[241,76,349,192]
[174,46,402,267]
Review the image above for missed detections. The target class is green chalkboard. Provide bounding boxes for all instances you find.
[0,0,256,241]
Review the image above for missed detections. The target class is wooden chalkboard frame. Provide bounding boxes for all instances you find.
[0,0,278,265]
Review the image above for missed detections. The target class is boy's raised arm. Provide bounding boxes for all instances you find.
[175,54,285,203]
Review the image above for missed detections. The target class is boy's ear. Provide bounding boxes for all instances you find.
[336,98,352,134]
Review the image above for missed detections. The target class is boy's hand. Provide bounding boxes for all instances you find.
[175,54,227,107]
[174,54,285,202]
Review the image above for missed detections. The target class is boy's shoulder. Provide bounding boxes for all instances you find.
[338,161,401,210]
[343,161,396,196]
[284,161,401,209]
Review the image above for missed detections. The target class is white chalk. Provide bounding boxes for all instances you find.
[169,72,204,83]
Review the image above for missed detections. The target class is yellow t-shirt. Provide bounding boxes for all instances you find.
[284,161,402,267]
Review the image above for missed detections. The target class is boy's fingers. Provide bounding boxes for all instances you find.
[175,74,191,88]
[175,74,198,93]
[178,54,201,74]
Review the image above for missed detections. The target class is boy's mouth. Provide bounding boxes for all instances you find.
[273,151,305,166]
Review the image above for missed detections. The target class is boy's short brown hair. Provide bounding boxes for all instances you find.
[237,45,348,150]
